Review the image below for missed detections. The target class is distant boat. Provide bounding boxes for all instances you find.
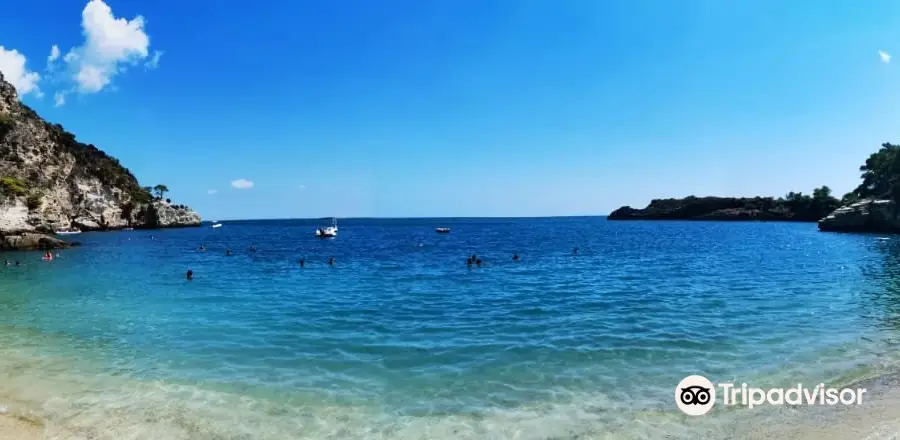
[212,223,222,228]
[55,227,82,235]
[315,218,338,238]
[435,227,450,233]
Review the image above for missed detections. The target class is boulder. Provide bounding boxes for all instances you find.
[0,233,69,250]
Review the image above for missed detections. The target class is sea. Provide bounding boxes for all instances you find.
[2,217,900,439]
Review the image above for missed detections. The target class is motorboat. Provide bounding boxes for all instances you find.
[55,227,82,235]
[315,218,338,238]
[212,223,222,228]
[435,227,450,233]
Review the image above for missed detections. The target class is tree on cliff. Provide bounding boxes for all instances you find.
[153,184,169,200]
[853,143,900,200]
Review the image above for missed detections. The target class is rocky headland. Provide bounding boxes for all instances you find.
[608,191,840,222]
[0,72,200,250]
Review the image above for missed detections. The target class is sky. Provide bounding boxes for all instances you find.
[1,0,900,219]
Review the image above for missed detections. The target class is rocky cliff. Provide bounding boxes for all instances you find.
[0,72,199,248]
[818,199,900,233]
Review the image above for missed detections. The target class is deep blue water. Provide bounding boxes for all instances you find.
[2,218,900,439]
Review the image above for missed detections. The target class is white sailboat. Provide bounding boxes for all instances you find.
[315,218,338,237]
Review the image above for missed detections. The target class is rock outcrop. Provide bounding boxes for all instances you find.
[608,196,838,222]
[144,201,202,228]
[818,199,900,233]
[0,71,200,249]
[0,233,69,250]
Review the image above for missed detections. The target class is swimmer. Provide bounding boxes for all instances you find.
[466,257,473,266]
[248,246,257,252]
[4,260,8,266]
[299,258,305,267]
[476,259,482,267]
[43,251,53,261]
[14,261,20,266]
[186,269,194,280]
[573,247,578,254]
[199,244,206,251]
[225,249,232,256]
[512,254,519,261]
[328,256,335,266]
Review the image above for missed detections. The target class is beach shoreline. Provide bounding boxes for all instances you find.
[2,367,900,439]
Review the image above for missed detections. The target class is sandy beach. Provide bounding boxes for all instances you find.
[0,410,42,440]
[2,371,899,440]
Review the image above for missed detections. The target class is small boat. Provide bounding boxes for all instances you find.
[55,227,82,235]
[435,227,450,233]
[315,218,338,238]
[211,223,222,228]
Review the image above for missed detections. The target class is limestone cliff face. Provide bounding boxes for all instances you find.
[0,72,200,237]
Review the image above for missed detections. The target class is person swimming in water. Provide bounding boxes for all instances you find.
[199,244,206,251]
[4,260,9,266]
[573,247,579,254]
[328,256,335,266]
[225,249,232,256]
[299,258,305,267]
[466,257,473,266]
[512,254,519,261]
[475,258,482,266]
[186,269,194,280]
[14,261,20,266]
[248,246,257,252]
[43,251,53,261]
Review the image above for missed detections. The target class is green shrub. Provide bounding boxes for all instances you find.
[25,193,42,210]
[0,113,12,141]
[0,177,27,197]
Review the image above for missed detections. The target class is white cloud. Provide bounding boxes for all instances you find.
[207,189,218,195]
[54,92,66,107]
[63,0,154,93]
[231,179,254,189]
[48,45,60,63]
[879,50,891,64]
[146,50,163,69]
[0,46,41,96]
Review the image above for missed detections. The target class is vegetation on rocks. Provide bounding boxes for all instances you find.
[608,187,839,222]
[846,143,900,202]
[0,176,27,198]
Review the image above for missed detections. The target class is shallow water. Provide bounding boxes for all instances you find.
[2,218,900,438]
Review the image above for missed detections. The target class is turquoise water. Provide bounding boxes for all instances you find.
[2,218,900,438]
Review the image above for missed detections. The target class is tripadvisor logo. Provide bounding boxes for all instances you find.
[675,375,867,416]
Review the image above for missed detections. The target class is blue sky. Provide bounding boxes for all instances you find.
[1,0,900,219]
